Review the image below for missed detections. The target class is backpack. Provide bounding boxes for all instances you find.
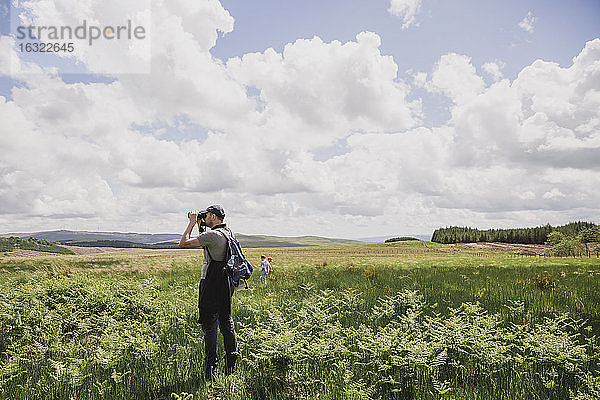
[215,228,254,289]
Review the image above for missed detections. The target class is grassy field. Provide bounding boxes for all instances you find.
[1,241,599,399]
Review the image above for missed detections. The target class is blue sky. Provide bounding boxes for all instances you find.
[1,0,599,238]
[211,0,600,76]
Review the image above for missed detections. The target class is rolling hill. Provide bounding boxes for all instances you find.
[0,230,180,244]
[1,230,364,248]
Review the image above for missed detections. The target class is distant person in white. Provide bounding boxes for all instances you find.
[260,255,271,284]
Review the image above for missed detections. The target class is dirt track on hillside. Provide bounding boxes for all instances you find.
[61,245,139,255]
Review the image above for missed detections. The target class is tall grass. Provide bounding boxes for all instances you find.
[0,244,599,399]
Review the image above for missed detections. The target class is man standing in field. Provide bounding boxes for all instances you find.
[179,205,237,380]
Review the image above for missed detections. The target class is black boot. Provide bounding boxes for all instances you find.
[205,364,217,381]
[225,353,237,375]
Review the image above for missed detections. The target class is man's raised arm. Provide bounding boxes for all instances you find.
[179,210,201,248]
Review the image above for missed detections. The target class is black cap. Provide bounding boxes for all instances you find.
[201,204,225,219]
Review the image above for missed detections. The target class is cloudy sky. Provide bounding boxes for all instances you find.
[0,0,599,239]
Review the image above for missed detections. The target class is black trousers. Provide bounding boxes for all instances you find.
[199,308,237,370]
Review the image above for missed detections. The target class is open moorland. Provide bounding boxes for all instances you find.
[1,241,599,399]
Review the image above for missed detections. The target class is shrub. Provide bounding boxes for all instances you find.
[535,272,557,291]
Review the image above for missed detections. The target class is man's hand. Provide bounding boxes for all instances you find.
[188,210,199,224]
[180,210,202,248]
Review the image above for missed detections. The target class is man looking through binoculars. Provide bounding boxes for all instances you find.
[179,205,237,380]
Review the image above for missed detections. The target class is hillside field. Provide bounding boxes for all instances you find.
[1,241,599,399]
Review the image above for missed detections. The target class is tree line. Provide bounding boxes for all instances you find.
[546,226,600,257]
[385,237,420,243]
[431,222,597,245]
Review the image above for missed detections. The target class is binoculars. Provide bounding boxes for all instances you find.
[188,211,207,233]
[187,211,207,221]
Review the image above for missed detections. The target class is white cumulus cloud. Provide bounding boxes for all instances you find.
[227,31,422,149]
[403,39,600,219]
[388,0,423,29]
[482,61,506,82]
[519,11,536,33]
[426,53,485,104]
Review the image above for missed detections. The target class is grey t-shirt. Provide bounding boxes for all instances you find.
[196,227,228,279]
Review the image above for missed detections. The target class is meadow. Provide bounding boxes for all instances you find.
[0,241,599,399]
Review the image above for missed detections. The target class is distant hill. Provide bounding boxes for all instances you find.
[0,230,180,244]
[58,239,180,249]
[1,230,363,248]
[235,234,362,248]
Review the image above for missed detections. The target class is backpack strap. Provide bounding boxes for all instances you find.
[219,228,246,258]
[214,228,233,257]
[215,227,236,242]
